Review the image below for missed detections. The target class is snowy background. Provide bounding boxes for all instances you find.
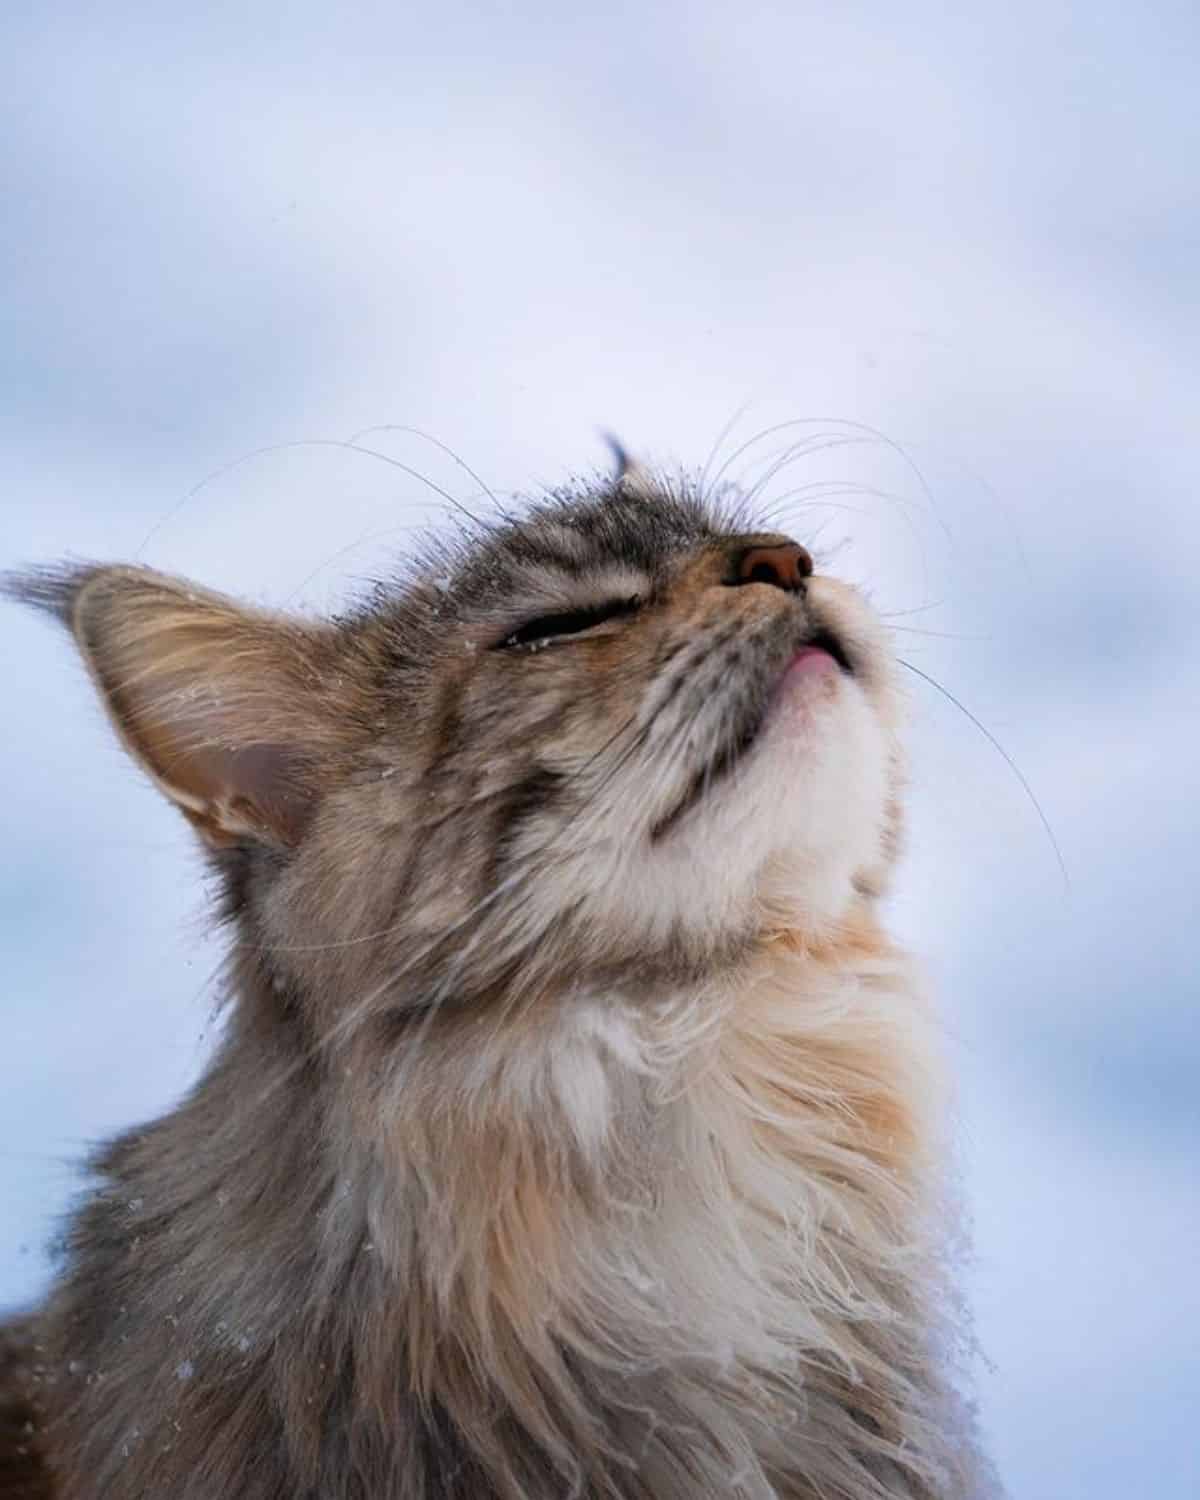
[2,5,1197,1496]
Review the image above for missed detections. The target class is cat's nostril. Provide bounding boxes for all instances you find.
[733,542,813,593]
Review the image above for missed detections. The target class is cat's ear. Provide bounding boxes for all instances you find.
[8,564,343,849]
[601,432,656,499]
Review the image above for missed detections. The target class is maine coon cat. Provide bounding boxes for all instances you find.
[0,457,998,1498]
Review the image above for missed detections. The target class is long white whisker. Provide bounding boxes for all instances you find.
[136,438,496,560]
[897,657,1070,890]
[710,418,950,545]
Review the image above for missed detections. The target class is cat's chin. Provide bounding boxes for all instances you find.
[618,688,889,951]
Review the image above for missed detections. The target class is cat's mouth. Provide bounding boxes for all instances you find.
[795,627,853,676]
[649,621,853,842]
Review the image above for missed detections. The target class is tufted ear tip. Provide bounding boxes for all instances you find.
[598,431,657,499]
[1,561,98,629]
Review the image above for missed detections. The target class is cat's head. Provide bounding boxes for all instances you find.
[10,468,904,1020]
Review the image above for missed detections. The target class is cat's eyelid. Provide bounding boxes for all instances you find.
[490,567,650,634]
[494,593,644,651]
[511,564,649,607]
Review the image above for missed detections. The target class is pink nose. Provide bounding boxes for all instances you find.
[736,542,813,593]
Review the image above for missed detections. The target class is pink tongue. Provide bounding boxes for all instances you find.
[788,644,836,678]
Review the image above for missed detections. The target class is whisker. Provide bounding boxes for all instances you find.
[709,418,950,544]
[708,424,844,496]
[933,449,1034,589]
[751,494,934,602]
[741,436,877,505]
[897,658,1070,891]
[756,479,932,529]
[136,438,495,560]
[886,625,987,641]
[342,423,508,519]
[698,401,756,504]
[282,522,428,606]
[880,601,946,619]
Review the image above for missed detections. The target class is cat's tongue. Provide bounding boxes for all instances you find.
[785,644,838,681]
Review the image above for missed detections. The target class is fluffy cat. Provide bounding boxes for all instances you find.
[0,459,999,1498]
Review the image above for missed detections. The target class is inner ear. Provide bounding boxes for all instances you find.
[36,564,346,849]
[135,736,315,850]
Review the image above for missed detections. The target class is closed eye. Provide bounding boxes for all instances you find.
[495,595,642,650]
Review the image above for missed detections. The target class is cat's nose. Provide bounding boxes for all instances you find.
[733,541,813,593]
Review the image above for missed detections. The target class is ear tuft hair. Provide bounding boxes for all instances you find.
[599,432,658,499]
[1,561,92,627]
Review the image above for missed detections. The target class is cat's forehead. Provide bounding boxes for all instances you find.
[366,480,745,644]
[463,483,721,591]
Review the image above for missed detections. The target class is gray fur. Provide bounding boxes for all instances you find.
[2,474,1001,1498]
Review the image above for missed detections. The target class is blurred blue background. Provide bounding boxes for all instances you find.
[2,5,1197,1496]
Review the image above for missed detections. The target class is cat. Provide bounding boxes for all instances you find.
[0,456,1000,1498]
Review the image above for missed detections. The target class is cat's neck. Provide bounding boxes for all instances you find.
[47,913,981,1500]
[341,906,937,1318]
[294,908,967,1496]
